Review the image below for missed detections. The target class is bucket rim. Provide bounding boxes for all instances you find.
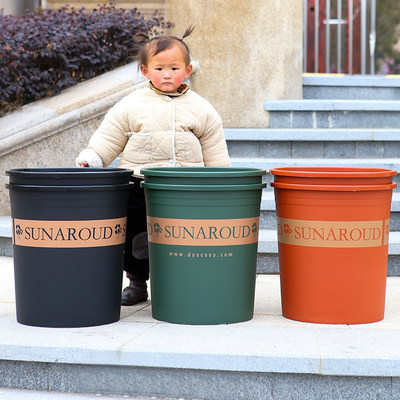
[269,166,397,178]
[5,167,132,177]
[270,181,397,192]
[141,182,267,191]
[140,167,267,177]
[6,183,132,191]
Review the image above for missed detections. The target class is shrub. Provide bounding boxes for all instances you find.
[0,4,170,116]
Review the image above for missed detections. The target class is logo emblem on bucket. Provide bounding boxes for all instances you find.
[12,217,127,248]
[277,217,390,248]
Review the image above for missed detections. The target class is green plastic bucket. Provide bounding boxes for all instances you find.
[141,167,266,325]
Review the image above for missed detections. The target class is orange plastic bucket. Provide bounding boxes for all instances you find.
[271,166,396,186]
[270,167,397,324]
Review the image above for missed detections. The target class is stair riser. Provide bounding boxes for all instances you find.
[0,237,12,257]
[303,87,400,100]
[257,254,400,276]
[228,141,400,159]
[2,239,400,276]
[2,359,397,400]
[260,210,400,231]
[257,175,400,192]
[269,111,400,129]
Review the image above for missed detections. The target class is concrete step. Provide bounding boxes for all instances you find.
[264,99,400,129]
[260,191,400,231]
[2,256,400,400]
[230,157,400,190]
[0,387,168,399]
[257,228,400,275]
[303,74,400,100]
[225,128,400,159]
[0,216,12,257]
[3,210,400,275]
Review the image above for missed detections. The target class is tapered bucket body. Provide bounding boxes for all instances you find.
[270,167,397,324]
[6,168,132,328]
[141,167,266,325]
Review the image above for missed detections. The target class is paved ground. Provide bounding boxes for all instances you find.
[0,388,183,400]
[2,255,400,398]
[0,387,184,399]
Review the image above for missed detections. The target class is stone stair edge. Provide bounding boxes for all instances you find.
[303,73,400,87]
[0,65,147,158]
[260,191,400,209]
[224,128,400,141]
[0,62,145,139]
[231,158,400,170]
[258,229,400,255]
[3,191,400,235]
[263,99,400,111]
[2,191,400,227]
[0,388,158,400]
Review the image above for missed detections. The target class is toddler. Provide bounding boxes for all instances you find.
[76,27,231,305]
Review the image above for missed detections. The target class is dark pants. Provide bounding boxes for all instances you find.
[123,177,149,282]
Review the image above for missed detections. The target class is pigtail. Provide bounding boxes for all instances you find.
[181,26,195,41]
[133,31,151,46]
[132,31,152,69]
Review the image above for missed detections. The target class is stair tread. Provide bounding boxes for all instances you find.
[231,158,400,167]
[261,191,400,210]
[3,192,400,238]
[264,99,400,111]
[303,74,400,88]
[0,388,155,400]
[1,255,400,389]
[225,128,400,141]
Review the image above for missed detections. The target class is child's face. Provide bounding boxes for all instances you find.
[141,44,193,92]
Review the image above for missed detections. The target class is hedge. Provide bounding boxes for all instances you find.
[0,4,170,116]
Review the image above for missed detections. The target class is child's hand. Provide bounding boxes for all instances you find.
[75,149,103,168]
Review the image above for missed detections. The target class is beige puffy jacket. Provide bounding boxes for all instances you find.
[84,84,231,176]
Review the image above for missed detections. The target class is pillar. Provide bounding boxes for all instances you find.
[166,0,303,128]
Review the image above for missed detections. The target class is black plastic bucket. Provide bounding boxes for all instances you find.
[6,168,132,328]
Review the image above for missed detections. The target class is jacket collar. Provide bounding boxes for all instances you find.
[149,81,190,97]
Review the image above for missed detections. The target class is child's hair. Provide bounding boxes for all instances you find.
[135,26,195,67]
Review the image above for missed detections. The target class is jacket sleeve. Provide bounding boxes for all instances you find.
[199,111,231,167]
[86,103,130,167]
